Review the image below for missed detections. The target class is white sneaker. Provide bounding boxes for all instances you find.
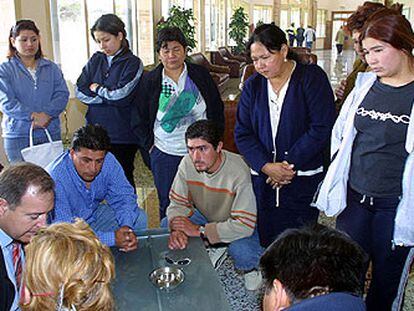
[206,246,228,270]
[244,270,262,291]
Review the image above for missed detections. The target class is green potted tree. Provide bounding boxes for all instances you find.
[157,5,197,52]
[229,7,249,54]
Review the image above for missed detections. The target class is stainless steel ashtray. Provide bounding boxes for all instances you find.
[149,266,185,290]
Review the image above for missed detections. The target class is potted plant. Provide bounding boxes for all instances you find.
[157,5,197,52]
[229,7,249,54]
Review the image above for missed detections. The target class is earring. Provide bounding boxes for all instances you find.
[284,58,287,62]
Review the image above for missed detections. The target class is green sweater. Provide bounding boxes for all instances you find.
[166,150,257,244]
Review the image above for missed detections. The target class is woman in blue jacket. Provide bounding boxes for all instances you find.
[235,24,335,248]
[76,14,144,189]
[0,20,69,163]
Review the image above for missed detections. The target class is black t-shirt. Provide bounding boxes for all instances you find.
[349,79,413,197]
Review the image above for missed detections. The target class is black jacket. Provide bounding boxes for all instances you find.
[132,62,224,150]
[0,249,14,311]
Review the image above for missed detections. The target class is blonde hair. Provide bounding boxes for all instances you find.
[22,219,115,311]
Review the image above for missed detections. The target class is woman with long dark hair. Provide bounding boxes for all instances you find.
[76,14,144,188]
[0,20,69,163]
[316,8,414,311]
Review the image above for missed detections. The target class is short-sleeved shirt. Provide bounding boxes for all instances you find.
[349,79,413,197]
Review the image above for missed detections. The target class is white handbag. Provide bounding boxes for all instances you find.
[21,126,64,168]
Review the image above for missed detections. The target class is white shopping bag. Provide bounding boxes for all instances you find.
[21,126,64,168]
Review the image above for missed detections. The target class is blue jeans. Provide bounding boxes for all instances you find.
[305,41,313,50]
[90,203,147,234]
[162,210,264,271]
[4,131,61,163]
[337,188,411,311]
[150,146,183,220]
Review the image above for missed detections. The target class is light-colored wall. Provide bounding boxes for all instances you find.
[317,0,368,16]
[15,0,53,59]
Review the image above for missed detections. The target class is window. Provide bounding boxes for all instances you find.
[86,0,113,56]
[51,0,155,84]
[55,0,88,82]
[280,10,288,32]
[316,9,327,38]
[291,8,300,27]
[253,5,272,26]
[0,0,16,62]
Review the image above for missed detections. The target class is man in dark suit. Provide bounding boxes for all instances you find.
[0,163,54,310]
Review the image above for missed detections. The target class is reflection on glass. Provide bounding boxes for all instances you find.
[57,0,88,82]
[86,0,112,56]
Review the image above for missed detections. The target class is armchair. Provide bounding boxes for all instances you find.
[211,51,242,78]
[189,53,230,90]
[218,46,248,63]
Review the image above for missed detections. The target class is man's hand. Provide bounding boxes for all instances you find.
[31,112,52,128]
[335,79,347,101]
[89,83,100,93]
[168,230,188,250]
[262,161,295,185]
[169,216,200,237]
[115,226,138,252]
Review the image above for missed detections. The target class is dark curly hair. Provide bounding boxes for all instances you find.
[71,124,111,152]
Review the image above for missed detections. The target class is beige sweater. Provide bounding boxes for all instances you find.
[167,150,257,244]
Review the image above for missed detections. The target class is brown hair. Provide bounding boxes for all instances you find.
[0,163,54,210]
[360,7,414,57]
[22,220,115,311]
[346,2,385,33]
[8,19,43,59]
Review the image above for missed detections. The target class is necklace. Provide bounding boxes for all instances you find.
[269,61,295,95]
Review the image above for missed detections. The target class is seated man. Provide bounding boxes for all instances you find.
[260,224,367,311]
[165,120,262,290]
[48,124,147,252]
[0,163,54,311]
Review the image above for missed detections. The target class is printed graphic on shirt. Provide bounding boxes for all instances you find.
[157,75,201,133]
[159,82,174,112]
[356,107,410,125]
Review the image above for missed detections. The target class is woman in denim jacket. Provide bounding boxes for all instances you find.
[0,20,69,163]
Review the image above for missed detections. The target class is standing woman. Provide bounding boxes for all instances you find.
[234,24,335,248]
[315,8,414,311]
[133,27,224,220]
[0,20,69,163]
[76,14,144,189]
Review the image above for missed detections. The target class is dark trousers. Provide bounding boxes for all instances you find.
[253,174,321,247]
[336,44,344,55]
[150,146,183,219]
[110,144,139,189]
[336,188,411,311]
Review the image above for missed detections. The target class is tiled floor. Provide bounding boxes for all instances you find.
[134,49,413,310]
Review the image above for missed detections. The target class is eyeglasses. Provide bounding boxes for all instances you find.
[165,255,191,266]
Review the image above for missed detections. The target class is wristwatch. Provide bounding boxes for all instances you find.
[199,225,206,238]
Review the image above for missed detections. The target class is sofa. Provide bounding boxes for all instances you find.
[189,53,230,91]
[210,51,242,78]
[218,46,248,64]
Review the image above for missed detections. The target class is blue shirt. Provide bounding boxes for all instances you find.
[0,56,69,139]
[0,229,23,311]
[47,151,147,246]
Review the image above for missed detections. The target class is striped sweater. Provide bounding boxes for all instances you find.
[167,150,257,244]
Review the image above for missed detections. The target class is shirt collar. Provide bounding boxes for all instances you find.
[0,228,13,250]
[162,63,188,89]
